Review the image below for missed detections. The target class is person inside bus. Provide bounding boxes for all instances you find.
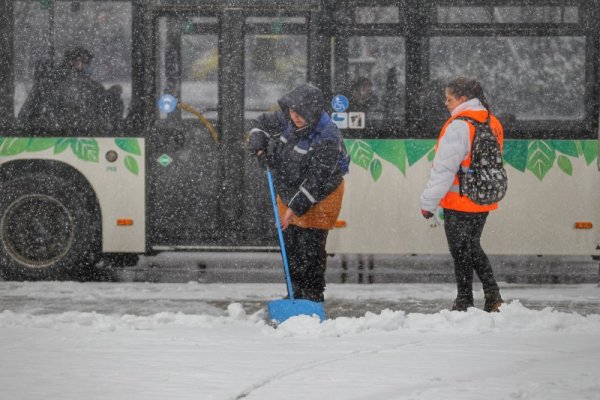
[249,83,349,302]
[347,76,378,112]
[19,46,123,135]
[420,77,504,313]
[55,46,124,134]
[17,59,62,132]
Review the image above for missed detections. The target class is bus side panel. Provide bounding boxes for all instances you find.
[0,137,145,253]
[327,139,600,256]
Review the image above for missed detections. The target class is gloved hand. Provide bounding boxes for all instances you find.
[421,209,434,219]
[249,128,270,156]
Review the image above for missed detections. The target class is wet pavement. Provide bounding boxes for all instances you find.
[118,252,600,285]
[2,292,599,318]
[1,281,599,317]
[1,253,599,317]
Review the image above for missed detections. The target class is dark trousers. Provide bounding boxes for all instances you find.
[444,209,499,302]
[282,225,328,302]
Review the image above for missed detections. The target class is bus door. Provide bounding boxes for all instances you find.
[241,10,318,245]
[148,5,320,249]
[148,12,225,248]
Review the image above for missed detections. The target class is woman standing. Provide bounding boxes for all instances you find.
[249,83,348,302]
[420,77,504,312]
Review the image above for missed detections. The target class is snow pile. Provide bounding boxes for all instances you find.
[275,300,600,337]
[1,283,599,400]
[2,300,599,337]
[0,307,264,332]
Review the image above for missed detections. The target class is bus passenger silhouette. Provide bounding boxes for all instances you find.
[18,46,124,135]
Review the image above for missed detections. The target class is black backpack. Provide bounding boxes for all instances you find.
[456,116,507,205]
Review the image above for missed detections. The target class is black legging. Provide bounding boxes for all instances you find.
[282,225,328,302]
[444,209,499,302]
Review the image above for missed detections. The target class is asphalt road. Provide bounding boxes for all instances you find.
[114,252,599,285]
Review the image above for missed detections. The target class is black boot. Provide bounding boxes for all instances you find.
[484,289,503,312]
[450,295,474,311]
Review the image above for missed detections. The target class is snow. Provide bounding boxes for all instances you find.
[1,282,600,400]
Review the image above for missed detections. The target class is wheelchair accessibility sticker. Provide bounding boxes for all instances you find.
[331,95,349,112]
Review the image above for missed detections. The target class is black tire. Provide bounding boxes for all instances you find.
[0,173,100,280]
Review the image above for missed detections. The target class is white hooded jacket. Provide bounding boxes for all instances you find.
[420,98,487,212]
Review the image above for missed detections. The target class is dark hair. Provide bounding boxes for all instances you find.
[445,77,490,112]
[350,76,372,90]
[64,46,94,63]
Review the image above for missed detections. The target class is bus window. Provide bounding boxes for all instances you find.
[244,17,308,119]
[437,5,579,24]
[181,19,219,120]
[429,36,585,123]
[14,0,132,135]
[13,2,50,119]
[332,1,407,137]
[345,36,405,122]
[354,6,400,24]
[157,15,219,121]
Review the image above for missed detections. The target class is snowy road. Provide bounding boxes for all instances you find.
[1,281,600,400]
[1,281,599,316]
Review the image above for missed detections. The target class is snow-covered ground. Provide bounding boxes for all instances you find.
[1,282,599,400]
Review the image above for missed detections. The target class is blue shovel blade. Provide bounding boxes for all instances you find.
[267,299,326,324]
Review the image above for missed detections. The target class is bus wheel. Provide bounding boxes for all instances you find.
[0,174,100,281]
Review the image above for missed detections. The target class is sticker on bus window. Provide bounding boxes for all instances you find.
[331,95,349,113]
[332,112,348,129]
[348,112,365,129]
[157,94,177,114]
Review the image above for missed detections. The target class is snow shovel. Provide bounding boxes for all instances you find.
[265,168,326,324]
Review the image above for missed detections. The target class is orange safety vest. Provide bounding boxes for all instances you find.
[277,180,345,230]
[437,109,504,213]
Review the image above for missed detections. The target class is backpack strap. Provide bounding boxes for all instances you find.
[452,114,496,198]
[454,115,481,129]
[452,116,480,198]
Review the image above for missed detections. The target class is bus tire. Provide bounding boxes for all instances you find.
[0,173,100,281]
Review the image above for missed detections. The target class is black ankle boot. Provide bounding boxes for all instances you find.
[450,297,474,311]
[484,290,503,312]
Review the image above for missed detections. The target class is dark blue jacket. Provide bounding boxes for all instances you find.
[251,84,349,216]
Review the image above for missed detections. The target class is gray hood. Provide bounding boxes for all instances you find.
[277,83,325,132]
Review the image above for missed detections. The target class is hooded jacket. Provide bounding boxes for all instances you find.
[251,83,348,223]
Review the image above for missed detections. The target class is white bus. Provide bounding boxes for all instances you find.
[0,0,598,280]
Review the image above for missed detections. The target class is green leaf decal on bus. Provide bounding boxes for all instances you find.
[54,138,73,154]
[26,138,57,152]
[370,140,407,175]
[343,139,596,183]
[550,140,578,157]
[0,137,4,147]
[348,140,374,170]
[70,139,99,162]
[580,140,598,166]
[557,154,573,176]
[0,138,29,156]
[124,155,139,175]
[527,140,556,180]
[369,158,382,181]
[503,140,528,172]
[115,138,142,155]
[405,140,436,166]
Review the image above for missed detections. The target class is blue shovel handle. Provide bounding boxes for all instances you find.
[266,169,295,301]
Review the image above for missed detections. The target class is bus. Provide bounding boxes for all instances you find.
[0,0,598,280]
